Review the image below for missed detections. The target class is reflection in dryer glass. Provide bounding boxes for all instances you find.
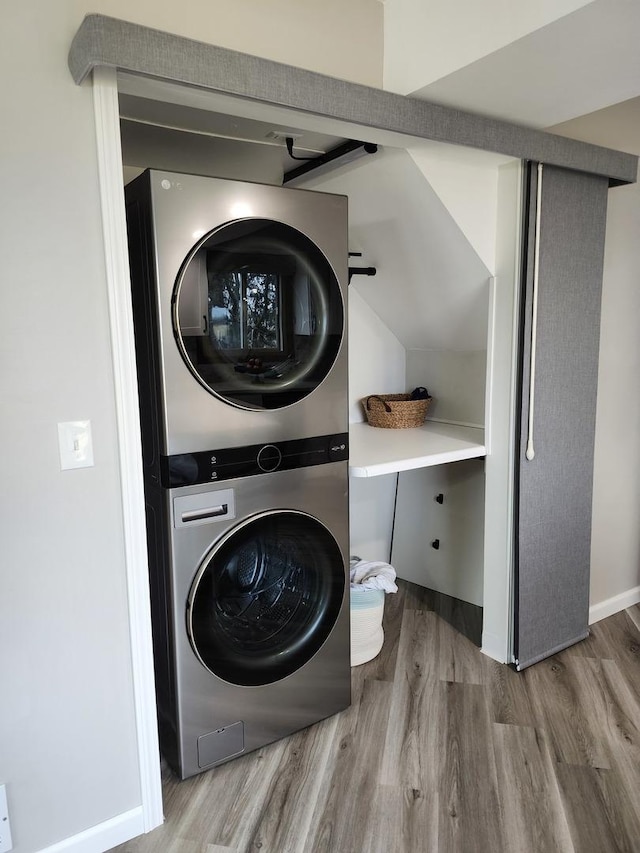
[174,219,344,410]
[210,270,280,351]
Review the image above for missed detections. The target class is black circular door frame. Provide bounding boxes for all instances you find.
[186,509,346,686]
[172,217,345,412]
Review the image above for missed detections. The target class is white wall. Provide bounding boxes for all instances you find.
[383,0,592,94]
[347,289,405,563]
[0,2,383,851]
[388,1,640,131]
[407,143,500,275]
[72,0,383,87]
[406,349,486,427]
[300,147,491,351]
[550,101,640,614]
[348,289,406,426]
[0,5,141,852]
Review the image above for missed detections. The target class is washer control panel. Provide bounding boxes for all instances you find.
[162,433,349,488]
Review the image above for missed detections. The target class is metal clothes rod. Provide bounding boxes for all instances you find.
[348,266,377,283]
[283,140,377,184]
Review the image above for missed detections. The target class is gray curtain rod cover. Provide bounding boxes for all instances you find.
[68,14,637,186]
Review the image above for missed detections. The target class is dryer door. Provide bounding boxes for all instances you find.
[187,510,345,686]
[173,219,344,411]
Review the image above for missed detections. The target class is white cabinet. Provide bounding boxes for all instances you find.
[349,424,487,608]
[390,461,485,606]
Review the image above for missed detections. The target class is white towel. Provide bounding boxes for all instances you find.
[349,559,398,594]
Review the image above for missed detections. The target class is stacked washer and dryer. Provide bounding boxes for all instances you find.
[125,170,351,779]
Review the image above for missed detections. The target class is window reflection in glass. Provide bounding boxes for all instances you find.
[209,271,281,351]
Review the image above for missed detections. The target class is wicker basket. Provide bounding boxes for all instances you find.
[363,393,431,429]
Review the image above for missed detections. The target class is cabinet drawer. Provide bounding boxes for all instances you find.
[391,459,484,606]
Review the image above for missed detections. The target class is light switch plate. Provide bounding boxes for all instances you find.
[58,420,94,470]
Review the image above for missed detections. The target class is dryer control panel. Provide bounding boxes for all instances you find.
[161,433,349,488]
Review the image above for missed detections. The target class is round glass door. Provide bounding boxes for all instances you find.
[173,219,344,410]
[187,511,345,686]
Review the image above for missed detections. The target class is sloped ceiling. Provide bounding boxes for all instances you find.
[297,147,491,351]
[411,0,640,129]
[407,142,508,274]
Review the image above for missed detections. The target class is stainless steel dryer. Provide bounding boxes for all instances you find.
[145,456,350,780]
[125,169,348,458]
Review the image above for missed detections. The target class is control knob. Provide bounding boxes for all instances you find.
[257,444,282,473]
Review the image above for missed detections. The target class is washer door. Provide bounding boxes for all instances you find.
[173,218,344,411]
[187,510,346,686]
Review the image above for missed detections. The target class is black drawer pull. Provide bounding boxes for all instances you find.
[431,539,440,550]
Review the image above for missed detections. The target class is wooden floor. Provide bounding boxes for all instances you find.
[112,580,640,853]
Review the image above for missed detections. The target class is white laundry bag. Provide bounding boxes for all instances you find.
[349,557,397,666]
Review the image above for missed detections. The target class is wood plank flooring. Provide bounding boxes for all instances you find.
[111,581,640,852]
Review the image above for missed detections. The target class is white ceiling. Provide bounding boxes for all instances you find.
[410,0,640,130]
[119,93,348,175]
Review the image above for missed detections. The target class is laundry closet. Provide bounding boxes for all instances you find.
[118,90,519,661]
[113,71,626,683]
[68,14,636,689]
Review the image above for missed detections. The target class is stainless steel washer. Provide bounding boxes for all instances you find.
[146,461,350,780]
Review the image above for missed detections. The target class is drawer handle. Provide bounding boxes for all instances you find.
[431,539,440,550]
[181,504,228,523]
[435,493,444,504]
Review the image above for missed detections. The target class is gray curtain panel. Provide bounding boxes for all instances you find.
[515,163,609,670]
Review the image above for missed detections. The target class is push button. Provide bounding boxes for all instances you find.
[328,434,349,462]
[257,444,282,472]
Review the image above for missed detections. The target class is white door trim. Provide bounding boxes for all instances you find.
[91,65,163,834]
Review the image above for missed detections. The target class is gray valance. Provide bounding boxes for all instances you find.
[69,14,637,186]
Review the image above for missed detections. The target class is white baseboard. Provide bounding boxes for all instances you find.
[480,589,640,663]
[36,807,147,853]
[480,630,509,664]
[589,585,640,625]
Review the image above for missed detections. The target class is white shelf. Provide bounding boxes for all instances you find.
[349,421,486,478]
